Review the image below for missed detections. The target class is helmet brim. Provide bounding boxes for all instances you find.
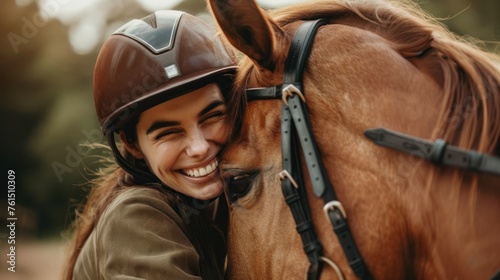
[101,65,236,133]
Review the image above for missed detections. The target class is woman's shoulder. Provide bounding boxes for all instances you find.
[79,186,202,279]
[108,186,171,207]
[102,186,183,227]
[111,185,170,202]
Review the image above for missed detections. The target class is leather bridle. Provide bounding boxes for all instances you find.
[245,19,500,280]
[246,19,369,280]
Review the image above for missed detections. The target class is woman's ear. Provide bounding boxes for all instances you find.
[119,131,144,159]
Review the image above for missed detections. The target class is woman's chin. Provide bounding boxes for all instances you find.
[192,182,224,201]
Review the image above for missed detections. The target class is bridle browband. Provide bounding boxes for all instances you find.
[245,19,500,280]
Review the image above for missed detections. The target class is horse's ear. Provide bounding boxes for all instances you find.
[208,0,283,71]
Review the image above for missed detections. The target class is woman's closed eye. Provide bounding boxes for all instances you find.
[200,110,226,124]
[154,128,183,140]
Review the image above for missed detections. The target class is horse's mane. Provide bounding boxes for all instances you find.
[234,0,500,159]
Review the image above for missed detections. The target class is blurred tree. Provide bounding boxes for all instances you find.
[418,0,500,52]
[1,0,99,238]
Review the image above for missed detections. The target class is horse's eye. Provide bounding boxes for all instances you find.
[225,172,257,203]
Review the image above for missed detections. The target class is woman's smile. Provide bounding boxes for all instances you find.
[179,158,218,178]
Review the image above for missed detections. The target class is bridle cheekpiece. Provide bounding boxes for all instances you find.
[246,19,370,280]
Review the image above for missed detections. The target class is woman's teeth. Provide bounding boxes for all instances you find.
[182,160,218,178]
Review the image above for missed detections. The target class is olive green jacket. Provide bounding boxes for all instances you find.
[73,187,203,279]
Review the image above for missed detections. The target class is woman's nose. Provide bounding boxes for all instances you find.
[185,128,210,158]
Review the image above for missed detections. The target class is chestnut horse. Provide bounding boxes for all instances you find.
[208,0,500,279]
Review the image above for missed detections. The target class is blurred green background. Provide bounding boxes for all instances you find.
[0,0,498,278]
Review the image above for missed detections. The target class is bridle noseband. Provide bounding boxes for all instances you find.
[246,19,500,280]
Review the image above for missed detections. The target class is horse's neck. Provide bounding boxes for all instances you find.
[413,172,500,279]
[304,55,500,280]
[288,19,500,279]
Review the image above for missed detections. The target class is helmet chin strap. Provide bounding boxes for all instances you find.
[106,131,219,207]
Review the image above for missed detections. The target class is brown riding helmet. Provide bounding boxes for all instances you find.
[94,10,237,133]
[93,10,237,181]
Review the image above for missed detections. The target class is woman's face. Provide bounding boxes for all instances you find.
[126,83,229,200]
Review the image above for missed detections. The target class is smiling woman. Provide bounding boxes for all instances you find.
[124,84,229,200]
[63,10,243,280]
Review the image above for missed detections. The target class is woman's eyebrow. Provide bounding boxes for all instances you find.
[198,100,225,118]
[145,100,224,135]
[146,120,179,135]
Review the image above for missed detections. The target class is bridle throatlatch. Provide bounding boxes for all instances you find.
[247,19,370,280]
[364,128,500,176]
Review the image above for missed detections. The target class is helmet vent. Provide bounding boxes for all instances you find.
[140,14,157,29]
[113,10,183,53]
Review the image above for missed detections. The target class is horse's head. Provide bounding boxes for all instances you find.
[209,0,500,279]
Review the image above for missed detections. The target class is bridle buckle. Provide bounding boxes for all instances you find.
[323,200,347,219]
[279,170,299,189]
[282,84,306,107]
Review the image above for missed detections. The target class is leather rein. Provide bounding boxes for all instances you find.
[245,19,500,280]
